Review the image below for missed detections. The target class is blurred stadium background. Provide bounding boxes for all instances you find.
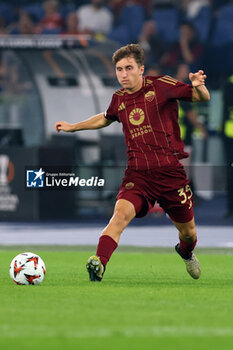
[0,0,232,246]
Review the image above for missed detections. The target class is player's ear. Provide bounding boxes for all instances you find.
[140,65,145,75]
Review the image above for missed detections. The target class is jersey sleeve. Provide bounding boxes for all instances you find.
[104,93,120,122]
[157,75,193,102]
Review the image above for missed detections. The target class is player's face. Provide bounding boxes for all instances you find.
[115,56,144,93]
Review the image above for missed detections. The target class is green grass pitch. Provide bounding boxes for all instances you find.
[0,247,232,350]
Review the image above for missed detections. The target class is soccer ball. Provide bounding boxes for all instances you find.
[9,252,46,285]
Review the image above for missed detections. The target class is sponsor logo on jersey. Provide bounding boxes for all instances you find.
[129,108,145,126]
[145,91,155,102]
[130,125,153,139]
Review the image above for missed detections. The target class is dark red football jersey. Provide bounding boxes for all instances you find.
[105,75,193,170]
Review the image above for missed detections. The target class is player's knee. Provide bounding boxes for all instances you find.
[180,222,196,240]
[111,209,132,228]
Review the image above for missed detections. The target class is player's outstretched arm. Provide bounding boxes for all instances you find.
[189,70,210,102]
[55,113,113,133]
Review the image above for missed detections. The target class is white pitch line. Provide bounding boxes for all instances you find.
[0,325,232,338]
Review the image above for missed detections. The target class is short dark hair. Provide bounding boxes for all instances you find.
[112,44,145,66]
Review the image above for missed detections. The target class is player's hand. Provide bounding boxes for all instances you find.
[55,121,74,133]
[189,70,207,87]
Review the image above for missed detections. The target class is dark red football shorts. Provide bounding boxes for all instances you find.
[116,165,194,223]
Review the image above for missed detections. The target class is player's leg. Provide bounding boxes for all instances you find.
[159,171,201,279]
[86,199,136,281]
[100,198,136,243]
[173,217,197,257]
[96,198,136,265]
[87,167,150,282]
[172,218,201,279]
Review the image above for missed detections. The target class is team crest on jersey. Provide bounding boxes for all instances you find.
[129,108,145,126]
[125,182,134,190]
[145,91,155,102]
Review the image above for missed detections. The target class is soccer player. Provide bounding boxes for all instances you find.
[55,44,210,281]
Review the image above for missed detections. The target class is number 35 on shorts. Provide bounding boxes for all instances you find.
[177,185,193,209]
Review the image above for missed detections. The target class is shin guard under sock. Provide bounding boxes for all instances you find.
[96,235,118,267]
[179,239,197,259]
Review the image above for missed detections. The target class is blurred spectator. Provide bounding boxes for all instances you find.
[0,16,7,34]
[138,20,166,66]
[61,11,89,46]
[62,11,83,35]
[36,0,64,34]
[222,73,233,218]
[182,0,210,18]
[161,21,203,74]
[77,0,113,38]
[145,64,162,76]
[4,56,32,94]
[109,0,153,21]
[9,13,36,35]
